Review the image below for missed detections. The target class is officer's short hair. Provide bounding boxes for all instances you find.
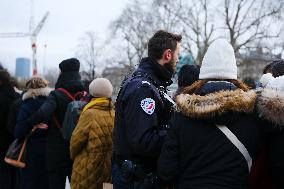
[148,30,182,60]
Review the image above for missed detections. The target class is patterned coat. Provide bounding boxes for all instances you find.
[70,98,114,189]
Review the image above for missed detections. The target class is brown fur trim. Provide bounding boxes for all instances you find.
[176,89,256,118]
[257,88,284,127]
[181,80,208,94]
[227,80,250,91]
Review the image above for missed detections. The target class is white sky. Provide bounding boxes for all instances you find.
[0,0,130,74]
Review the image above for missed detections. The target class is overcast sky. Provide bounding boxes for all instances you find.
[0,0,130,74]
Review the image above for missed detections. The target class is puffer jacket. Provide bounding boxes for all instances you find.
[158,81,267,189]
[70,98,115,189]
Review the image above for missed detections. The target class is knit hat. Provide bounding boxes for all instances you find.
[59,58,80,73]
[199,39,237,79]
[259,73,274,88]
[178,64,200,87]
[266,75,284,92]
[89,78,113,98]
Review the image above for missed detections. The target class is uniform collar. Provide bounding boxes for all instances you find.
[137,57,173,87]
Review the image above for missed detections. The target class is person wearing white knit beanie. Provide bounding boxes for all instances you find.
[254,59,284,189]
[199,39,237,80]
[158,39,267,189]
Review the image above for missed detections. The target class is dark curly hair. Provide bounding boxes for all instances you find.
[148,30,182,60]
[270,59,284,77]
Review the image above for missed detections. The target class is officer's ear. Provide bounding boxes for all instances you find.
[163,49,172,61]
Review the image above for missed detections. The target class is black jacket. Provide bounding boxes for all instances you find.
[158,81,267,189]
[15,88,50,189]
[0,84,19,158]
[27,72,84,173]
[256,86,284,188]
[113,57,173,169]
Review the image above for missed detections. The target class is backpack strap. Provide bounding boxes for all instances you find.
[53,88,77,129]
[74,91,88,101]
[56,88,75,101]
[216,124,252,172]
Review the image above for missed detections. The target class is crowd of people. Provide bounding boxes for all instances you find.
[0,30,284,189]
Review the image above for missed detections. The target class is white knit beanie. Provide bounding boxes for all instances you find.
[259,73,274,88]
[199,39,237,79]
[89,78,113,98]
[266,75,284,91]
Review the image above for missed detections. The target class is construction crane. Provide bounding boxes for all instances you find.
[0,2,49,76]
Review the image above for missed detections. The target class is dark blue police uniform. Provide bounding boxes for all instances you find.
[112,57,174,188]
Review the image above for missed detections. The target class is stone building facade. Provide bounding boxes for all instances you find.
[237,49,281,82]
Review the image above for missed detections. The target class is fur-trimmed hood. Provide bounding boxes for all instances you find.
[22,87,52,101]
[257,88,284,126]
[176,89,257,118]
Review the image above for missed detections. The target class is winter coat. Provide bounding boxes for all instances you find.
[0,84,19,159]
[0,84,19,189]
[70,98,114,189]
[250,85,284,188]
[158,81,266,189]
[113,57,173,170]
[14,87,51,189]
[27,72,84,175]
[7,97,23,136]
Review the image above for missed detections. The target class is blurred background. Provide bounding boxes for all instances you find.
[1,0,284,98]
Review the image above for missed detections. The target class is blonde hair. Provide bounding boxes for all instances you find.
[26,77,49,89]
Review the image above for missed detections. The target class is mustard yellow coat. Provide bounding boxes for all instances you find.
[70,98,114,189]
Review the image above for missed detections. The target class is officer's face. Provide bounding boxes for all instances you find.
[171,43,181,69]
[164,43,181,74]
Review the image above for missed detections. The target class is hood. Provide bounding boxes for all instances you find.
[257,88,284,127]
[176,89,256,119]
[83,97,114,113]
[22,87,52,101]
[55,71,84,93]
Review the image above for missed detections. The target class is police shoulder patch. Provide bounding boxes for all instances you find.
[140,98,155,115]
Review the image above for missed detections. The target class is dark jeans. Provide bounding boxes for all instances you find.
[112,163,132,189]
[48,171,71,189]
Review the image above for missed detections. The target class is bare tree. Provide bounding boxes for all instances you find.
[110,0,183,67]
[160,0,216,64]
[110,0,153,66]
[76,32,102,81]
[109,0,283,66]
[222,0,284,52]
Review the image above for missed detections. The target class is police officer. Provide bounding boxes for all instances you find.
[112,30,182,189]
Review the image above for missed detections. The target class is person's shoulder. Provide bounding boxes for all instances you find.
[50,89,66,99]
[80,108,95,118]
[128,75,157,91]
